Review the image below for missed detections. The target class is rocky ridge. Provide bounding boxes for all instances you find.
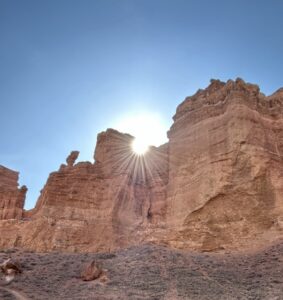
[0,78,282,253]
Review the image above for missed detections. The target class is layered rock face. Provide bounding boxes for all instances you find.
[166,78,283,250]
[0,78,282,252]
[0,166,27,220]
[2,129,168,251]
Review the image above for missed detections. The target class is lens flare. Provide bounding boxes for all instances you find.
[131,138,149,155]
[114,113,168,149]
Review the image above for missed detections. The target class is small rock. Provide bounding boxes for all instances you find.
[81,260,102,281]
[0,258,22,284]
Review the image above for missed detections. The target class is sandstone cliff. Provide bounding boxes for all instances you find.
[0,166,27,220]
[0,78,282,252]
[0,129,167,251]
[166,78,283,250]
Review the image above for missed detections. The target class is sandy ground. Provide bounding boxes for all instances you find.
[0,241,283,299]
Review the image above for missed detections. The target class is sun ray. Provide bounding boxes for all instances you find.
[131,138,149,155]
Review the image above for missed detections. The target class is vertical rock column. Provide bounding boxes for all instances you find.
[0,165,27,220]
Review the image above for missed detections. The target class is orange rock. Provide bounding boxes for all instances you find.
[0,78,282,253]
[81,260,102,281]
[166,78,283,251]
[0,166,27,220]
[66,151,80,167]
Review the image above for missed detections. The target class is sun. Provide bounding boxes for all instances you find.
[131,138,149,155]
[114,112,168,155]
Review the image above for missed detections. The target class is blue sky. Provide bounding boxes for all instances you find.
[1,0,283,209]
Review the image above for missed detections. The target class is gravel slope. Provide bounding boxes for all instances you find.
[1,241,283,299]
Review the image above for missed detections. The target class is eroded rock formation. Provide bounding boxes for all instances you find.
[166,78,283,250]
[0,78,282,252]
[0,130,168,251]
[66,151,80,167]
[0,166,27,220]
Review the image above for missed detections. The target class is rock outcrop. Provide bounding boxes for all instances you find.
[0,166,27,220]
[0,129,168,251]
[66,151,80,167]
[166,78,283,250]
[0,78,282,252]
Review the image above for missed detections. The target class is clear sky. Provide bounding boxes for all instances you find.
[1,0,283,209]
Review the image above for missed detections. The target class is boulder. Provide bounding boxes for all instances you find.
[81,260,102,281]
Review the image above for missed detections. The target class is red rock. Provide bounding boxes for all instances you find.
[166,78,283,251]
[81,260,102,281]
[0,166,27,220]
[66,151,80,167]
[0,78,282,253]
[1,129,167,252]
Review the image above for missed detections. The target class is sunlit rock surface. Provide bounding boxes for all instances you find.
[0,78,282,252]
[166,78,283,251]
[0,129,168,251]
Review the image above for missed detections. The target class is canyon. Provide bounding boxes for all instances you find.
[0,78,283,253]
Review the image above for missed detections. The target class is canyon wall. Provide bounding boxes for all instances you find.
[0,78,282,252]
[166,78,283,250]
[0,166,27,220]
[0,130,168,251]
